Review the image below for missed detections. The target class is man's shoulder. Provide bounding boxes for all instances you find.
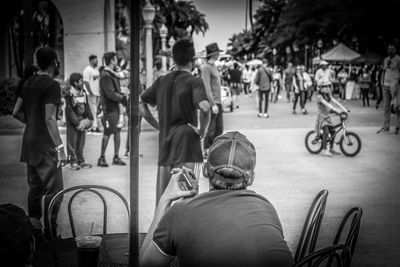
[100,70,111,77]
[178,190,269,207]
[394,55,400,63]
[200,63,211,70]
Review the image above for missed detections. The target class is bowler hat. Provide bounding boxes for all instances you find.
[206,42,223,57]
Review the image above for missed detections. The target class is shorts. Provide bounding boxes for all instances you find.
[101,112,119,135]
[230,83,242,95]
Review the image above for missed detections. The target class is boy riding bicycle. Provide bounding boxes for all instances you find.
[314,84,348,157]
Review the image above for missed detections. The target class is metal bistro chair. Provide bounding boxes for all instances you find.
[330,207,363,264]
[293,244,351,267]
[47,185,130,239]
[294,189,329,262]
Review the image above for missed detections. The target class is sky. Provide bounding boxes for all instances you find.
[191,0,260,54]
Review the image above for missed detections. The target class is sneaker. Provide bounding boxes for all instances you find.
[257,113,263,118]
[112,156,126,166]
[69,163,80,170]
[79,162,92,169]
[263,114,269,118]
[377,127,389,134]
[124,151,129,158]
[302,109,308,115]
[292,110,297,115]
[311,136,320,145]
[97,157,109,167]
[395,127,399,135]
[321,149,333,157]
[330,150,341,156]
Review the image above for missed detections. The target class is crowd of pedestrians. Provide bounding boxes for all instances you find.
[4,38,399,266]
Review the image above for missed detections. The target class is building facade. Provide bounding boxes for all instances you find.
[0,0,116,80]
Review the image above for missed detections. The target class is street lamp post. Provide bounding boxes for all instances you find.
[160,24,168,72]
[168,36,175,69]
[186,25,192,40]
[142,1,155,87]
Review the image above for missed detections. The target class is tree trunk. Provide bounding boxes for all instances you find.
[23,0,34,66]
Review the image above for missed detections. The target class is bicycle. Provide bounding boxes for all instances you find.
[305,112,362,157]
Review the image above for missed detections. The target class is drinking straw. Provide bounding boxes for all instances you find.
[89,222,94,236]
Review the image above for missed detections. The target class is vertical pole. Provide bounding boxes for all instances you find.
[245,0,248,31]
[161,37,167,72]
[145,24,153,87]
[129,0,141,266]
[23,0,34,67]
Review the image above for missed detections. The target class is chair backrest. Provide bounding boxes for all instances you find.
[47,185,130,239]
[332,207,363,259]
[293,244,351,267]
[294,189,329,262]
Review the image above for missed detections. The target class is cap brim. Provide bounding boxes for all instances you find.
[207,50,223,57]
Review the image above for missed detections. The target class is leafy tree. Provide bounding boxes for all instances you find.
[227,30,254,58]
[152,0,208,56]
[116,0,208,61]
[229,0,400,60]
[227,0,286,59]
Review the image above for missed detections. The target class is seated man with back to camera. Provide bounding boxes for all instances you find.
[140,131,294,267]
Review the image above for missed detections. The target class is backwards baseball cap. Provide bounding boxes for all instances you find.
[207,131,256,185]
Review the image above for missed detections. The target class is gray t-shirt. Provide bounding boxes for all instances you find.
[153,190,294,267]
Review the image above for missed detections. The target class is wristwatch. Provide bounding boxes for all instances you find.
[55,144,64,152]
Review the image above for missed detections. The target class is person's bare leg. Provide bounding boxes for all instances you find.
[114,131,121,157]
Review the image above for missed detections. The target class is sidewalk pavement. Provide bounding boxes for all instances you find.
[0,95,399,266]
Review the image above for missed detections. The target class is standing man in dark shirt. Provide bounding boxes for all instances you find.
[97,52,128,167]
[15,47,66,239]
[140,39,211,205]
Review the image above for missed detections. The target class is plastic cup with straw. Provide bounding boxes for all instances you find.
[75,222,102,267]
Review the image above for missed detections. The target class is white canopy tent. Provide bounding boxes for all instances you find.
[313,43,360,65]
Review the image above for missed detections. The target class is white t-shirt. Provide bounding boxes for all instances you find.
[242,68,252,83]
[382,55,400,87]
[315,68,333,86]
[83,65,100,96]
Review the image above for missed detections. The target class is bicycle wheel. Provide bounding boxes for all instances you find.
[305,130,323,154]
[339,131,362,157]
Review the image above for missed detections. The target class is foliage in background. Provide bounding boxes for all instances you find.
[229,0,400,59]
[115,0,209,62]
[0,78,19,115]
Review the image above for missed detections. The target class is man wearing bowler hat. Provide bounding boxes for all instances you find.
[201,42,224,157]
[140,131,294,267]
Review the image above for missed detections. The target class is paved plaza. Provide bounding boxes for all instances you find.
[0,95,399,266]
